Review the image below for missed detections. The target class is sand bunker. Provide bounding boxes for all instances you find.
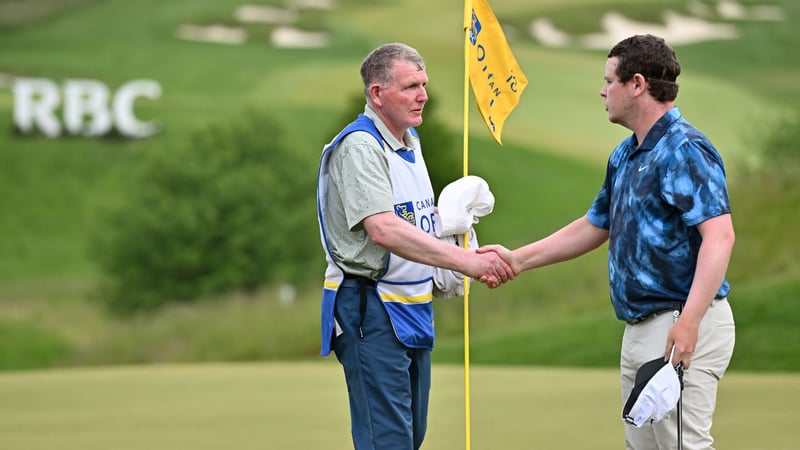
[176,24,247,45]
[530,0,784,49]
[271,26,331,48]
[177,0,784,50]
[176,1,333,48]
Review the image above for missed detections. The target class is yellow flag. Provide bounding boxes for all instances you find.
[468,0,527,145]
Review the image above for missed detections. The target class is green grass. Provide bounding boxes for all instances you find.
[0,319,70,370]
[0,0,794,278]
[0,362,797,450]
[0,0,798,372]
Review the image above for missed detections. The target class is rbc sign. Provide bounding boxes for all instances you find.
[13,78,161,138]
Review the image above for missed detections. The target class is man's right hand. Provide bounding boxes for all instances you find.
[469,248,515,288]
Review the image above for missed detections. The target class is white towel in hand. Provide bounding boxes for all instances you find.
[435,175,494,237]
[433,176,494,298]
[433,228,478,299]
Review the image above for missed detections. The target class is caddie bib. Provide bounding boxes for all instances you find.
[317,114,436,356]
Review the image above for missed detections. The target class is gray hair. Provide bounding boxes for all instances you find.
[360,43,425,98]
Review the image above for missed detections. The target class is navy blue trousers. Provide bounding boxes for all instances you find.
[332,278,432,450]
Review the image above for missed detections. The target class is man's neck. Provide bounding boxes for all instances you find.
[367,104,405,144]
[632,101,674,146]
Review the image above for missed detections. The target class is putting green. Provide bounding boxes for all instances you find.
[0,362,796,449]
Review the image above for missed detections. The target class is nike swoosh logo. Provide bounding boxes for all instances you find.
[638,165,649,172]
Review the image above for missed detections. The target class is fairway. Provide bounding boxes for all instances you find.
[0,362,797,450]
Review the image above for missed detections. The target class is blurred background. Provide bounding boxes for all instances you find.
[0,0,798,372]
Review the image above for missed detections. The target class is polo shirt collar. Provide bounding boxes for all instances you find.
[632,106,682,154]
[363,105,415,151]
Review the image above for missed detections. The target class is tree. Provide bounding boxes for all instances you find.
[92,109,318,312]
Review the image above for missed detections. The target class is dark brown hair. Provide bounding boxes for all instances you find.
[608,34,681,102]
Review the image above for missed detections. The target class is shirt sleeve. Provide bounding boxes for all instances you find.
[661,141,731,226]
[330,132,394,230]
[587,162,612,230]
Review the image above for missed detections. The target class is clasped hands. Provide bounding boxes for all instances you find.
[469,244,519,289]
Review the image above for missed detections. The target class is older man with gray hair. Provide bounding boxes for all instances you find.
[317,42,513,450]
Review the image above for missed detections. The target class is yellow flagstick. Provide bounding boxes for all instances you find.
[462,1,473,449]
[462,2,527,447]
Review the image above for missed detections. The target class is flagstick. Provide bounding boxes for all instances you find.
[462,1,474,449]
[458,3,527,446]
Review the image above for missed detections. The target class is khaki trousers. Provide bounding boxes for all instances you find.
[621,299,735,450]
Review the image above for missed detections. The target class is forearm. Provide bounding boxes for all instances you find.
[682,216,735,325]
[364,212,471,273]
[513,215,609,272]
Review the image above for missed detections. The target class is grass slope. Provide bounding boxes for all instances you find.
[0,0,798,371]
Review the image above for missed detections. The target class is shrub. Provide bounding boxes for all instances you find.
[0,320,71,370]
[92,109,318,313]
[761,110,800,171]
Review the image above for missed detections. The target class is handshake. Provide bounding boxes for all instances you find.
[432,232,518,298]
[434,176,520,290]
[469,244,518,289]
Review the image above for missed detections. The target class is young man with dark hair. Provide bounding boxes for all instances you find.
[481,34,735,449]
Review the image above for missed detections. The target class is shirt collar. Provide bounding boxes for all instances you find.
[363,105,416,151]
[629,106,682,157]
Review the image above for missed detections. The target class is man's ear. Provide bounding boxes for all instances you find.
[368,84,382,107]
[631,73,648,97]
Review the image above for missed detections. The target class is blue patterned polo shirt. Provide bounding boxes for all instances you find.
[587,107,731,323]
